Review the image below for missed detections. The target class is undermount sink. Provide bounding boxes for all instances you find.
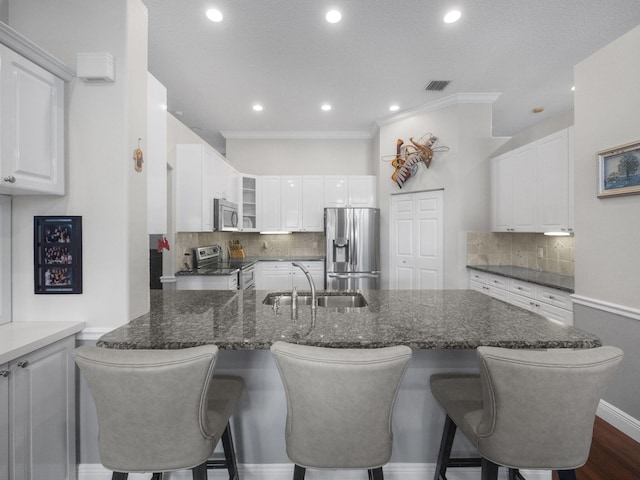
[262,292,368,308]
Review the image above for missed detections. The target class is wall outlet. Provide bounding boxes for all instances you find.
[537,247,544,258]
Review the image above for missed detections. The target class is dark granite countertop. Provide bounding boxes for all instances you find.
[467,265,575,293]
[97,289,600,350]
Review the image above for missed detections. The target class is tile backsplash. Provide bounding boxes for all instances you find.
[176,232,325,270]
[467,232,574,276]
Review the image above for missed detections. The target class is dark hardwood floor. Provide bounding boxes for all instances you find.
[552,416,640,480]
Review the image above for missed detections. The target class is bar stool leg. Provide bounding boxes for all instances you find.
[369,467,384,479]
[221,422,239,480]
[191,462,207,480]
[481,457,499,480]
[434,415,457,480]
[557,470,577,480]
[293,464,306,480]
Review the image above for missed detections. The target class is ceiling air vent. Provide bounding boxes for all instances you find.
[425,80,450,91]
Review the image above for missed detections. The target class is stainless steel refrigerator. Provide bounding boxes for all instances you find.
[325,207,380,290]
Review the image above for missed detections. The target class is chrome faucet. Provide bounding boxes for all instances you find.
[292,262,316,310]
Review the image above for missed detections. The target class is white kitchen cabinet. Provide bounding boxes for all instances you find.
[281,176,303,231]
[469,271,510,302]
[0,44,65,195]
[324,175,376,208]
[259,176,282,232]
[257,261,292,290]
[176,274,238,290]
[301,176,324,231]
[291,261,325,291]
[239,175,258,232]
[1,362,8,480]
[211,154,239,205]
[5,336,76,480]
[470,270,573,325]
[259,176,324,232]
[147,72,168,234]
[537,128,573,233]
[0,196,10,325]
[491,145,536,232]
[491,128,574,233]
[256,261,324,291]
[175,144,216,232]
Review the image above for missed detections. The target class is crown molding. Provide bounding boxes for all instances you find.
[0,21,75,81]
[221,131,372,140]
[376,92,502,127]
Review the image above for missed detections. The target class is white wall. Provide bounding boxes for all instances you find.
[8,0,150,328]
[574,24,640,308]
[226,137,374,175]
[572,24,640,421]
[377,103,508,288]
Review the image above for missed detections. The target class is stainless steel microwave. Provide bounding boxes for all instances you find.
[213,198,239,231]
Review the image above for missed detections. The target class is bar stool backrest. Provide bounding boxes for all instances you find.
[271,341,412,469]
[475,346,623,469]
[75,345,219,473]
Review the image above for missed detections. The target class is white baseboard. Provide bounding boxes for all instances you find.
[77,463,551,480]
[598,399,640,444]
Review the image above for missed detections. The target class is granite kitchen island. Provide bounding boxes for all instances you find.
[93,290,600,476]
[98,289,600,349]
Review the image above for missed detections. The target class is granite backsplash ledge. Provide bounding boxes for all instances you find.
[467,231,574,276]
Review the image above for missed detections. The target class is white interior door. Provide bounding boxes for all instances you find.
[390,190,444,289]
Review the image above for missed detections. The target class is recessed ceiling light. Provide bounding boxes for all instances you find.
[571,86,576,91]
[326,10,342,23]
[252,104,263,112]
[389,105,400,112]
[321,104,332,111]
[443,10,461,23]
[206,8,223,22]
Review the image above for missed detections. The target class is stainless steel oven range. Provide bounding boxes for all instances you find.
[192,245,256,290]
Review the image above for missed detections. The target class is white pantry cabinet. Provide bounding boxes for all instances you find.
[0,43,65,195]
[324,175,376,208]
[491,128,573,233]
[2,336,76,480]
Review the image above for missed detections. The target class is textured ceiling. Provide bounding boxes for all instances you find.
[143,1,640,153]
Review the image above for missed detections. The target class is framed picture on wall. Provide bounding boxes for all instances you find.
[34,216,83,294]
[598,141,640,198]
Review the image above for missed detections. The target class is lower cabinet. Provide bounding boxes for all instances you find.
[256,261,324,291]
[2,336,76,480]
[176,274,238,290]
[469,271,573,325]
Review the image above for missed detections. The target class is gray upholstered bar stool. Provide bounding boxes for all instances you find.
[430,346,623,480]
[270,341,412,480]
[75,345,244,480]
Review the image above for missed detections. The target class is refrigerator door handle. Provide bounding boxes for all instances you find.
[327,272,380,279]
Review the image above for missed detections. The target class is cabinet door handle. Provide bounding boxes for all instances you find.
[3,175,16,183]
[548,295,555,300]
[0,370,9,377]
[17,360,29,368]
